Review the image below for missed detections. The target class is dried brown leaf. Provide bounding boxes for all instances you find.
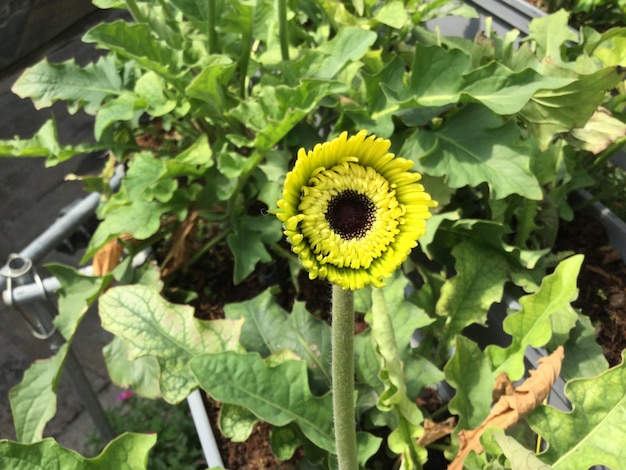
[492,371,515,402]
[417,417,457,447]
[161,210,199,276]
[449,346,565,470]
[92,234,132,277]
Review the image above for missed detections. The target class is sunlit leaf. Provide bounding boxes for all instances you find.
[190,351,336,452]
[224,289,332,391]
[9,345,68,443]
[98,285,243,403]
[486,255,584,380]
[413,105,543,200]
[11,56,122,114]
[0,433,156,469]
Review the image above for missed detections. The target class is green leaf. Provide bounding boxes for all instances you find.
[524,10,578,65]
[167,134,214,176]
[374,1,409,28]
[528,353,626,469]
[383,43,572,115]
[84,198,171,261]
[414,105,543,200]
[0,432,156,469]
[444,336,495,431]
[228,80,345,152]
[313,27,377,79]
[46,264,111,341]
[83,20,184,83]
[227,215,282,283]
[486,255,584,380]
[435,240,508,354]
[11,56,122,114]
[190,351,336,453]
[185,55,236,122]
[520,67,624,150]
[94,92,142,140]
[269,425,301,461]
[224,289,332,391]
[9,345,68,443]
[103,337,161,399]
[134,70,177,117]
[0,119,93,166]
[98,285,243,403]
[493,433,553,469]
[219,404,259,442]
[559,314,608,381]
[370,288,427,467]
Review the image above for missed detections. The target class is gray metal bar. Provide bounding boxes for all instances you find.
[0,164,123,294]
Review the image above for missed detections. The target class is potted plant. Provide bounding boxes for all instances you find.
[1,0,625,468]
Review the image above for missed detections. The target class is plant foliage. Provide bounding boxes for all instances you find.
[1,0,626,468]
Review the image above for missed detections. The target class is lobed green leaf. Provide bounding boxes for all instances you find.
[98,284,243,403]
[487,255,584,380]
[0,433,156,469]
[528,353,626,469]
[190,351,336,452]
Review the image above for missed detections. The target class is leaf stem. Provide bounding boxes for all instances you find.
[124,0,146,23]
[277,0,290,61]
[331,284,358,470]
[207,0,218,54]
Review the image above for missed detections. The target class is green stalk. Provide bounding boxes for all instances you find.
[124,0,146,23]
[207,0,218,54]
[331,284,358,470]
[277,0,290,61]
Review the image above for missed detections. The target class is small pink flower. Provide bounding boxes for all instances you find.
[116,390,133,402]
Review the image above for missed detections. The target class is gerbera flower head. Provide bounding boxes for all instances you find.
[276,130,437,290]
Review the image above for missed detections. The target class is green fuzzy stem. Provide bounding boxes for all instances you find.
[331,284,358,470]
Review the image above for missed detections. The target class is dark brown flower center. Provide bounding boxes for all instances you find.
[326,190,375,240]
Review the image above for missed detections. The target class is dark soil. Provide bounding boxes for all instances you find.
[555,212,626,366]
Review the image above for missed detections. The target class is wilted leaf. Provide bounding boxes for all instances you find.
[450,346,564,469]
[161,210,199,276]
[92,234,132,277]
[568,108,626,154]
[417,417,456,447]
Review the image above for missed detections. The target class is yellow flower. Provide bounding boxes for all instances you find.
[276,130,437,290]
